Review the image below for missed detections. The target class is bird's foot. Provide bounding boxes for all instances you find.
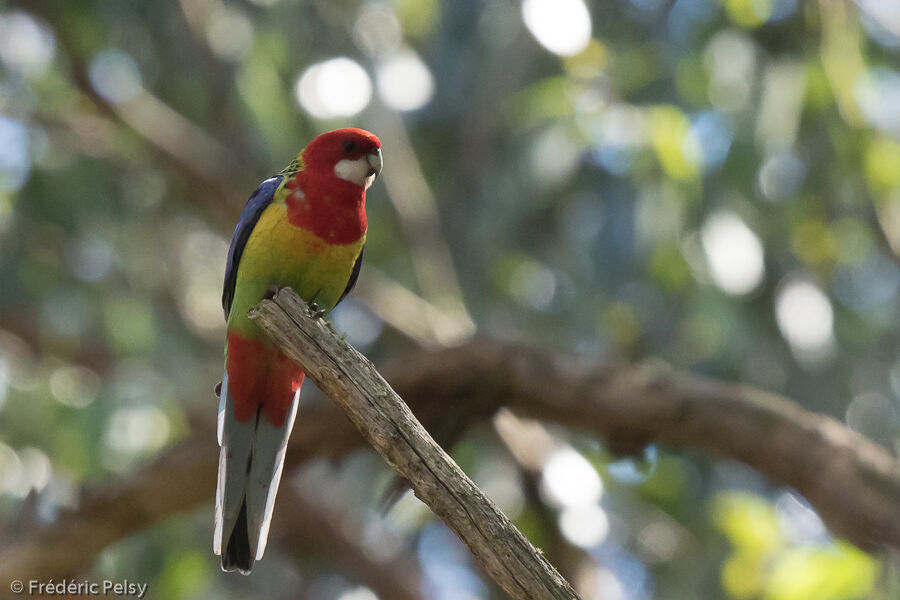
[262,285,280,300]
[308,301,326,319]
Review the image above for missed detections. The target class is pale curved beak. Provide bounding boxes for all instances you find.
[366,148,383,179]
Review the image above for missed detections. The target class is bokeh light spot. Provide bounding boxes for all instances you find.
[296,58,373,119]
[509,259,557,311]
[175,226,229,334]
[774,491,827,546]
[88,49,143,104]
[376,49,435,111]
[854,68,900,139]
[775,278,834,358]
[65,234,115,282]
[17,447,52,497]
[104,406,171,470]
[758,152,805,201]
[558,504,610,548]
[50,365,102,408]
[522,0,592,57]
[585,104,647,175]
[704,31,756,111]
[701,211,765,296]
[530,125,582,187]
[0,11,55,76]
[354,3,403,57]
[0,115,31,192]
[331,299,384,349]
[684,111,734,173]
[0,443,51,498]
[857,1,900,47]
[336,587,378,600]
[206,8,254,61]
[541,447,603,508]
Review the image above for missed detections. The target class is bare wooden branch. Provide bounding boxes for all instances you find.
[248,288,581,600]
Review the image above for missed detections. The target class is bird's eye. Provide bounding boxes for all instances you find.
[343,140,356,152]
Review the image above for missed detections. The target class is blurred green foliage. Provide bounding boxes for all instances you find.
[0,0,899,598]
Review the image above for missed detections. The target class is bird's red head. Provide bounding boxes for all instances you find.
[301,128,383,189]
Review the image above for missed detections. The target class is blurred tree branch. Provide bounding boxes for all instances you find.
[274,485,423,600]
[355,267,474,348]
[17,0,252,227]
[3,320,900,587]
[366,107,476,343]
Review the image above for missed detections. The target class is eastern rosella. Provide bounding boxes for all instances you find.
[214,128,383,574]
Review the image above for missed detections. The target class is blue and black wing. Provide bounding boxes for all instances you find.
[222,176,283,318]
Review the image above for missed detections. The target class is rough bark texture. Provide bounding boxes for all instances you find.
[248,288,582,600]
[2,291,900,588]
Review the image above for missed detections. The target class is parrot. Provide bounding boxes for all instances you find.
[214,128,383,574]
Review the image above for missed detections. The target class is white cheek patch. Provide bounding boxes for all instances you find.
[334,157,372,188]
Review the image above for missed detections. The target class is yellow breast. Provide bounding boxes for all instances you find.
[228,201,365,330]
